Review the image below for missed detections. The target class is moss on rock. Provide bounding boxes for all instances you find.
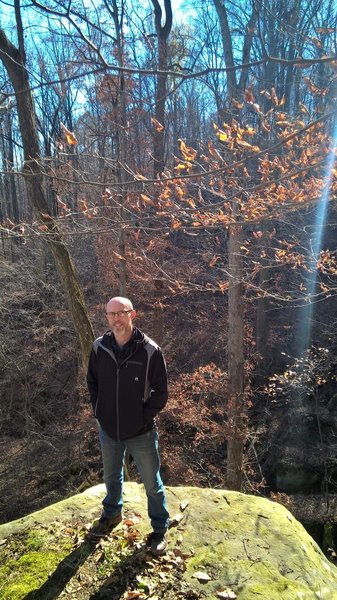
[1,484,337,599]
[0,529,73,599]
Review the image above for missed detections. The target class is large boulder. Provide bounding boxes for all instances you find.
[1,483,337,599]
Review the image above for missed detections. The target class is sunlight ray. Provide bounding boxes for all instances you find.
[298,119,337,356]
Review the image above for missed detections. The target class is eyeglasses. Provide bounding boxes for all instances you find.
[106,310,132,318]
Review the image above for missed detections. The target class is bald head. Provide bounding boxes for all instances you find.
[107,296,133,311]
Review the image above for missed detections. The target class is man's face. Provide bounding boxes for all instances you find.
[105,299,135,337]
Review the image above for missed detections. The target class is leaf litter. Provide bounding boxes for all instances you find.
[1,502,239,600]
[0,507,210,600]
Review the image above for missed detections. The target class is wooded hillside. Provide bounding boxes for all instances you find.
[1,0,337,541]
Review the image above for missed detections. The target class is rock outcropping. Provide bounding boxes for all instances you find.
[1,483,337,599]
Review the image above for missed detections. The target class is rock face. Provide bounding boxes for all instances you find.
[1,483,337,599]
[260,379,337,497]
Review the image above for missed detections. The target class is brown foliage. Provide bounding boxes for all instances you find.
[159,364,228,487]
[0,244,99,523]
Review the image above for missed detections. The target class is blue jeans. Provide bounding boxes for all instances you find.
[98,426,170,533]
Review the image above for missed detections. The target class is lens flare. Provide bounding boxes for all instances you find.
[298,119,337,356]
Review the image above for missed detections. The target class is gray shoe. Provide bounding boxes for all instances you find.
[88,513,123,539]
[148,531,168,556]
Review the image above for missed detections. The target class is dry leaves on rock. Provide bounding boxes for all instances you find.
[122,592,146,599]
[217,589,237,599]
[193,570,211,582]
[169,512,185,527]
[180,499,189,511]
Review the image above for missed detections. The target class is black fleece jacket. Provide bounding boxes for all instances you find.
[87,328,168,441]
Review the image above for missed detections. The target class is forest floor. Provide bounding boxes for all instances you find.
[1,517,193,600]
[2,239,337,554]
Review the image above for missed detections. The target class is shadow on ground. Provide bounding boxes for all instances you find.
[89,546,153,599]
[21,533,152,600]
[22,538,98,600]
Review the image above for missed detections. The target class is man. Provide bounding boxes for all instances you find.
[87,296,170,556]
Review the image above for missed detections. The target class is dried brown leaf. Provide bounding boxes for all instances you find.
[180,499,189,511]
[194,570,211,582]
[169,512,185,527]
[217,589,237,599]
[151,117,165,132]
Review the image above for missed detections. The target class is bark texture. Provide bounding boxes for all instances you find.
[227,220,245,490]
[151,0,172,177]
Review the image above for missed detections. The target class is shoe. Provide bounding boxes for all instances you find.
[147,531,168,556]
[88,513,123,539]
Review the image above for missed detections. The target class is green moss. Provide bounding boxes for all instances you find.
[184,544,335,600]
[185,556,323,600]
[237,581,315,600]
[0,529,73,600]
[0,552,64,599]
[24,530,48,551]
[2,485,337,600]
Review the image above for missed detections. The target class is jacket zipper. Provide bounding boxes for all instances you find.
[96,341,148,439]
[116,366,120,441]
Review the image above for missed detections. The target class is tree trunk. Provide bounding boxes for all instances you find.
[226,217,244,490]
[255,230,272,382]
[0,25,94,369]
[151,0,172,177]
[213,0,237,98]
[4,112,20,223]
[213,0,258,489]
[110,0,128,295]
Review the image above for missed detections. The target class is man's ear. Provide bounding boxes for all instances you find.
[131,309,137,319]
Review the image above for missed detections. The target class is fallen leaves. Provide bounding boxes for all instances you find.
[193,572,237,597]
[217,589,237,599]
[193,570,211,582]
[209,255,220,267]
[0,496,243,600]
[169,512,186,527]
[122,592,145,599]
